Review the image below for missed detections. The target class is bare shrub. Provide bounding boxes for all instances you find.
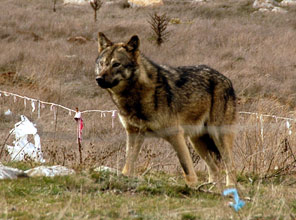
[53,0,57,12]
[148,13,170,46]
[119,0,130,9]
[235,108,296,181]
[90,0,103,22]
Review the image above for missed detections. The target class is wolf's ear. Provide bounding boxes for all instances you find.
[98,32,113,53]
[126,35,140,52]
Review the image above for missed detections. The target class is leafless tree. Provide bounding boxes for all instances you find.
[90,0,103,22]
[148,13,170,46]
[53,0,57,12]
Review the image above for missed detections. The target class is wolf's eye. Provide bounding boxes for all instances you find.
[112,62,121,68]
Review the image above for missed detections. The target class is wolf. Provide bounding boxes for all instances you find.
[95,32,237,186]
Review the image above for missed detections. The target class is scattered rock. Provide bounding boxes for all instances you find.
[25,165,75,177]
[258,7,270,12]
[67,36,88,44]
[64,0,91,4]
[94,166,118,174]
[257,6,288,13]
[127,0,163,7]
[281,0,296,6]
[0,164,75,180]
[65,55,77,58]
[253,0,278,9]
[271,6,288,13]
[253,0,287,13]
[0,164,27,180]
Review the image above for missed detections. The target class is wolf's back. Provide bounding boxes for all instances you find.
[149,64,237,128]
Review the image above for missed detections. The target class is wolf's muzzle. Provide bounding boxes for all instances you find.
[96,77,109,88]
[96,77,104,87]
[96,77,119,89]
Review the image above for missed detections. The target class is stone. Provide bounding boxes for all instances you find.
[253,0,287,13]
[0,164,27,180]
[271,6,288,13]
[253,0,278,9]
[94,166,118,174]
[281,0,296,6]
[67,36,88,44]
[64,0,91,5]
[25,165,75,177]
[127,0,163,7]
[258,7,270,12]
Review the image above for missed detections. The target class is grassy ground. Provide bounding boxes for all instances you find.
[1,162,296,220]
[1,0,296,177]
[1,0,296,219]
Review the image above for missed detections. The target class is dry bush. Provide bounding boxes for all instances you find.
[53,0,57,12]
[148,13,170,46]
[236,113,296,178]
[1,0,296,181]
[90,0,103,22]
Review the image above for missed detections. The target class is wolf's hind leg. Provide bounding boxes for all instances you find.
[165,131,198,187]
[189,134,221,184]
[210,131,236,186]
[122,129,144,176]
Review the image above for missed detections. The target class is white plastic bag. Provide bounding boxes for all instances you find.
[6,115,45,163]
[0,163,27,180]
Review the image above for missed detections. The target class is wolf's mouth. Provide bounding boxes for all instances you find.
[96,78,119,89]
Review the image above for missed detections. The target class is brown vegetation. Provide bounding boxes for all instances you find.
[148,12,170,46]
[90,0,103,22]
[1,0,296,183]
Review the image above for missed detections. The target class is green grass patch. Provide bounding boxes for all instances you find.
[1,167,296,219]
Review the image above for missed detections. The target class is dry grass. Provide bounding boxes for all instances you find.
[1,0,296,174]
[1,166,296,219]
[1,0,296,173]
[1,0,296,218]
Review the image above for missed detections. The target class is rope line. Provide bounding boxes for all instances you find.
[1,90,295,123]
[0,90,117,115]
[239,111,296,122]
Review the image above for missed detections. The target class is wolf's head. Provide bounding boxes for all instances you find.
[95,32,140,90]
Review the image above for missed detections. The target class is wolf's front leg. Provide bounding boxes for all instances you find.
[122,129,144,176]
[165,131,198,187]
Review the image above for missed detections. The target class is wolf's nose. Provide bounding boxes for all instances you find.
[96,77,105,87]
[96,77,102,83]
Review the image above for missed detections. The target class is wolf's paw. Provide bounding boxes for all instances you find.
[184,175,198,187]
[226,176,236,187]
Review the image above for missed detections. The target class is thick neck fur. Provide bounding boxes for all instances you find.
[108,54,160,120]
